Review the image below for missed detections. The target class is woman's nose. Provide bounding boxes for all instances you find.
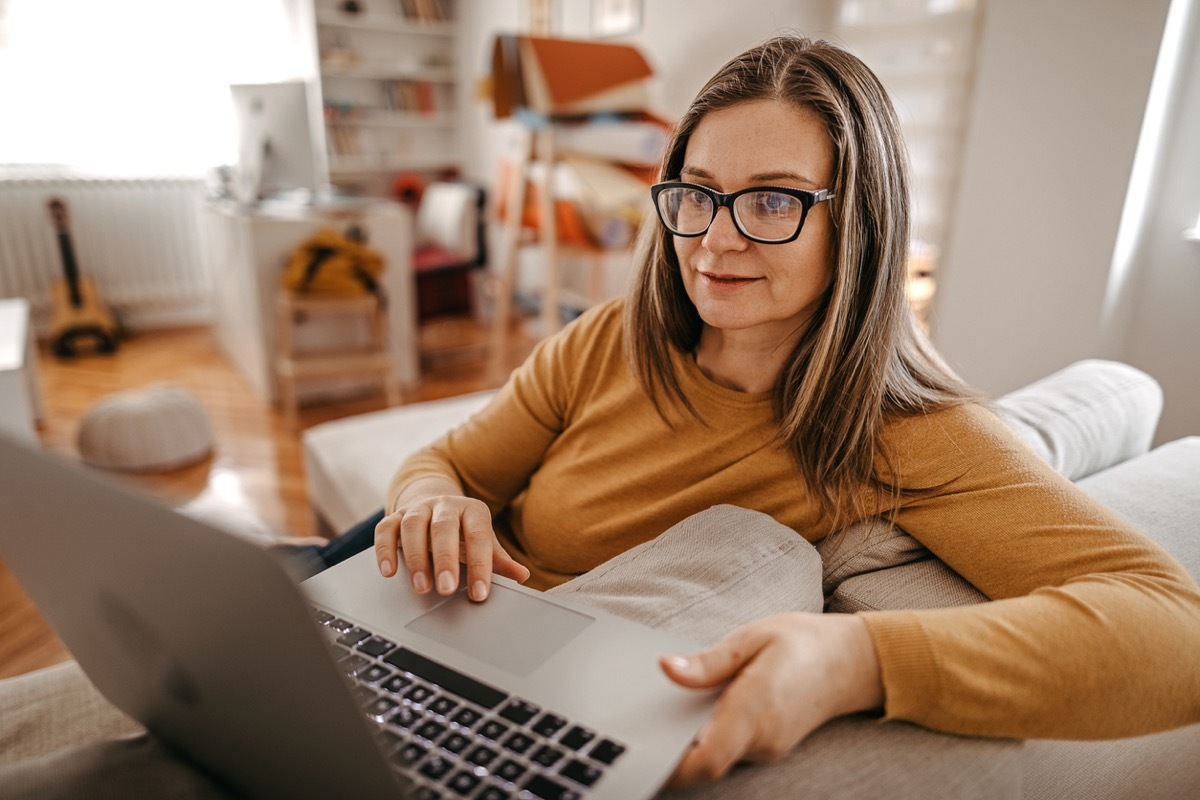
[701,206,748,253]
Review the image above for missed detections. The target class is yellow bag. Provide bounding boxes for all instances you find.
[281,228,385,296]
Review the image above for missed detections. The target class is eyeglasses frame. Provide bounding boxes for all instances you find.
[650,181,836,245]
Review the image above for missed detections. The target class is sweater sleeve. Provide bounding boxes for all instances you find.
[386,300,617,515]
[860,403,1200,740]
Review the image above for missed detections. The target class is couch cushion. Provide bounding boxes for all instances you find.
[1020,723,1200,800]
[659,716,1020,800]
[992,359,1161,482]
[302,390,494,533]
[0,661,142,767]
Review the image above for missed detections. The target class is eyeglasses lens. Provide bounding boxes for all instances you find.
[736,191,804,241]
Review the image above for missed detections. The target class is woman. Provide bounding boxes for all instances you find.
[365,35,1200,785]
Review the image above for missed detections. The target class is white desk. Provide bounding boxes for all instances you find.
[0,297,44,442]
[200,200,418,404]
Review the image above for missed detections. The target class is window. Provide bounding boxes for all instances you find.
[0,0,300,175]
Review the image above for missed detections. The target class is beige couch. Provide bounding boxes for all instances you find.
[2,359,1197,798]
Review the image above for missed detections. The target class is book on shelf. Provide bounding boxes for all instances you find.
[383,80,444,114]
[400,0,454,23]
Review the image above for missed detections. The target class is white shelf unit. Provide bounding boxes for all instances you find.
[294,0,461,196]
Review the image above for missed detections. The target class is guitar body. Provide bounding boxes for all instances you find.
[46,198,120,357]
[49,276,120,356]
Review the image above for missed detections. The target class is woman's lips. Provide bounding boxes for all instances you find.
[699,271,760,290]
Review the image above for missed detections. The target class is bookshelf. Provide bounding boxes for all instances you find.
[291,0,462,195]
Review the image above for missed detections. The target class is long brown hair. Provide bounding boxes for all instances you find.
[626,35,978,525]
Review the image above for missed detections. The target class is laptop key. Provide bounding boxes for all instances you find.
[389,704,419,730]
[394,740,428,766]
[427,695,459,718]
[531,712,567,738]
[524,773,582,800]
[498,698,540,725]
[328,617,356,633]
[444,770,481,796]
[531,744,565,769]
[384,647,508,710]
[465,744,499,768]
[365,696,398,720]
[419,754,454,781]
[493,758,527,784]
[440,731,471,755]
[380,674,413,695]
[405,683,437,706]
[502,731,535,755]
[588,739,627,765]
[339,654,369,676]
[559,726,595,751]
[337,627,372,646]
[560,758,603,788]
[477,719,510,742]
[450,706,483,729]
[415,720,447,743]
[357,636,396,657]
[476,786,508,800]
[357,664,391,684]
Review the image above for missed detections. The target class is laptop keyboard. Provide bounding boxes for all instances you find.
[313,609,628,799]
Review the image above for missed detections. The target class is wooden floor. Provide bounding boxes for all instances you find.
[0,315,536,680]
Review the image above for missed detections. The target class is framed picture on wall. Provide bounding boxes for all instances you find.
[591,0,642,37]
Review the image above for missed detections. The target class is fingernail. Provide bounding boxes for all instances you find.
[470,580,489,602]
[666,655,692,673]
[412,572,430,594]
[380,559,392,577]
[437,571,456,594]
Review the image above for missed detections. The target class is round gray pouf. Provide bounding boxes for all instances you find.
[77,383,215,472]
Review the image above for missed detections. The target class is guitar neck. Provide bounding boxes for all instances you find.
[55,232,84,308]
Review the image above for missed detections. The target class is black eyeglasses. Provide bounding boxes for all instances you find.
[650,181,836,244]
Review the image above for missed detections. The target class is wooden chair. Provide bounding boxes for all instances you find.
[274,290,401,431]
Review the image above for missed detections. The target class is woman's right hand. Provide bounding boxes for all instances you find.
[374,480,530,602]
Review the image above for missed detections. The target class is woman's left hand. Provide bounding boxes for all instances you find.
[660,612,884,786]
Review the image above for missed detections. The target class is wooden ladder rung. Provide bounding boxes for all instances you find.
[283,293,381,315]
[274,288,399,431]
[279,351,393,380]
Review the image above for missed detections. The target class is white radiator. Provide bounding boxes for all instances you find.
[0,171,212,331]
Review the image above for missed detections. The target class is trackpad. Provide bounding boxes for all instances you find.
[406,584,593,677]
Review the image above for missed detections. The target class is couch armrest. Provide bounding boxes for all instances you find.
[302,390,495,534]
[993,359,1162,481]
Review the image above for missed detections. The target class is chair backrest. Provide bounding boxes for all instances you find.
[414,182,487,270]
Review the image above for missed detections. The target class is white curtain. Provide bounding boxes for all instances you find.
[0,0,301,176]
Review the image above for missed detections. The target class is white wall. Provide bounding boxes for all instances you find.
[1110,0,1200,444]
[932,1,1179,409]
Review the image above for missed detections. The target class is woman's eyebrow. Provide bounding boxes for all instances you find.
[680,165,821,187]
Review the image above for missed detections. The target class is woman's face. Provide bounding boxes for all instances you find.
[674,99,836,349]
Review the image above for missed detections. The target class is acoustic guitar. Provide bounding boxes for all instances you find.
[47,197,120,357]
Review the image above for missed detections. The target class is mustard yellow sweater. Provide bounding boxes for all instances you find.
[390,299,1200,741]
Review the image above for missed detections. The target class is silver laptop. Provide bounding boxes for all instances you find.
[0,432,715,800]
